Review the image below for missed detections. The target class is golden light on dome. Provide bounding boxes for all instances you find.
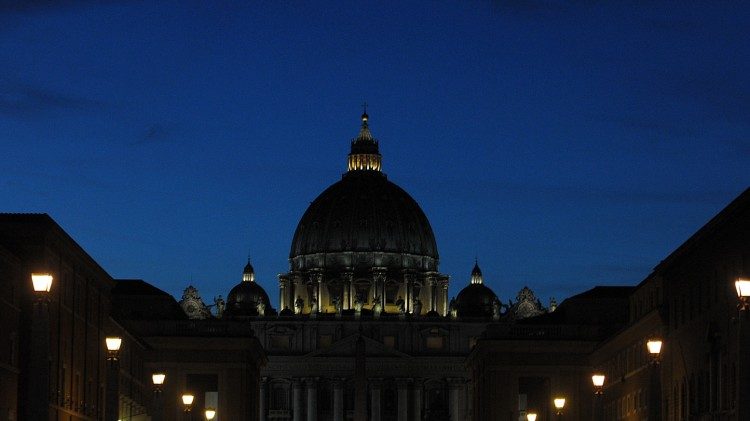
[348,153,382,172]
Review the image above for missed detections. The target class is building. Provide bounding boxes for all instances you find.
[0,214,266,421]
[469,187,750,421]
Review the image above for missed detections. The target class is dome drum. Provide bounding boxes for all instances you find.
[291,251,438,273]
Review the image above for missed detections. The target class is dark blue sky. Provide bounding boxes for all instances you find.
[2,1,748,307]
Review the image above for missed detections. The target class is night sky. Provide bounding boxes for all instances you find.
[2,1,748,308]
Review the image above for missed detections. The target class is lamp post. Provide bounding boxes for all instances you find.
[526,412,537,421]
[152,373,166,421]
[28,273,53,421]
[591,373,605,421]
[735,278,750,419]
[646,339,663,421]
[105,336,122,421]
[204,407,216,420]
[182,393,195,421]
[553,397,566,419]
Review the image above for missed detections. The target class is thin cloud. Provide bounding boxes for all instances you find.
[0,0,127,13]
[130,123,176,146]
[0,81,104,118]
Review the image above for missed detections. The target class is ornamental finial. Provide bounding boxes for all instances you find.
[361,101,368,123]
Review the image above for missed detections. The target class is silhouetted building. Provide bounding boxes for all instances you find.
[469,187,750,421]
[0,215,266,421]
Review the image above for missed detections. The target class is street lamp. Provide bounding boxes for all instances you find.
[28,273,53,421]
[592,373,605,421]
[646,339,663,421]
[151,373,166,421]
[105,337,122,421]
[106,337,122,361]
[526,412,537,421]
[554,397,566,416]
[735,277,750,419]
[204,407,216,420]
[591,374,605,394]
[182,393,195,421]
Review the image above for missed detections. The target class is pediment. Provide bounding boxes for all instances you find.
[303,334,412,359]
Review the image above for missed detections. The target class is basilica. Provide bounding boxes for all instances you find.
[174,112,549,421]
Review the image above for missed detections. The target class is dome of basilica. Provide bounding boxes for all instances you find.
[289,113,438,273]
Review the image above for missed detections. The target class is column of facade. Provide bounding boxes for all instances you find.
[347,272,356,309]
[447,378,464,421]
[396,378,410,421]
[292,379,303,421]
[342,271,352,310]
[332,378,344,421]
[370,379,382,421]
[402,272,411,313]
[413,379,423,421]
[308,271,323,314]
[317,274,324,312]
[293,275,303,314]
[259,377,268,421]
[373,269,386,310]
[306,378,317,421]
[428,275,437,312]
[278,277,287,311]
[441,279,449,316]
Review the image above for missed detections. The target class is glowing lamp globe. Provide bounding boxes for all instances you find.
[182,394,195,406]
[204,408,216,420]
[647,339,663,355]
[105,337,122,352]
[592,374,605,387]
[736,278,750,298]
[152,373,166,385]
[31,273,53,292]
[526,413,537,421]
[554,397,566,409]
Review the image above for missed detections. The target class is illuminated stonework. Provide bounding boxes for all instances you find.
[347,112,382,172]
[347,153,381,171]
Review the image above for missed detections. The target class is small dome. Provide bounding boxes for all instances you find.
[454,262,499,318]
[226,262,272,317]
